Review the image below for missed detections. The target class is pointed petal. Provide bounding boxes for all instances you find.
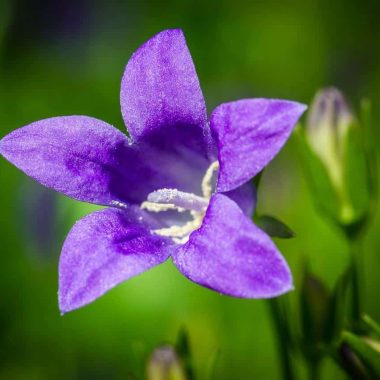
[0,116,132,206]
[0,116,209,205]
[121,29,208,142]
[59,207,172,313]
[120,29,215,174]
[172,194,293,298]
[211,99,307,192]
[223,182,257,217]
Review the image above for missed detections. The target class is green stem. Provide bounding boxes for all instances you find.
[268,298,296,380]
[349,236,362,326]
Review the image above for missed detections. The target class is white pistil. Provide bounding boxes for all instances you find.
[141,161,219,243]
[141,201,184,213]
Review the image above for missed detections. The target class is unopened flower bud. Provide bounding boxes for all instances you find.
[300,87,373,227]
[339,343,370,379]
[307,87,354,189]
[147,345,187,380]
[340,332,380,378]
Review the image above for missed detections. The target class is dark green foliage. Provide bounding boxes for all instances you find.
[255,215,295,239]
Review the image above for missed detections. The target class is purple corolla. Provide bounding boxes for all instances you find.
[0,29,306,313]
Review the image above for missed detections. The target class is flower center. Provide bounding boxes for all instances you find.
[141,161,219,244]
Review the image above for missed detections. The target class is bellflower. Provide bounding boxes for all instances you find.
[0,29,306,313]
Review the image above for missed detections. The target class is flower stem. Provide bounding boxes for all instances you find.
[348,236,362,325]
[268,298,296,380]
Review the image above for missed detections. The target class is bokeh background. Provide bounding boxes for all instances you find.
[1,0,380,379]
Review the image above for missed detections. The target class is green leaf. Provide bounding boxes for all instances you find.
[255,215,295,239]
[341,331,380,377]
[267,297,297,380]
[325,268,351,343]
[300,267,330,347]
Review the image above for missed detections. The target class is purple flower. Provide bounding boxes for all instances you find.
[0,29,306,313]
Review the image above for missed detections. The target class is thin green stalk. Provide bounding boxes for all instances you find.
[348,236,362,326]
[268,298,296,380]
[342,220,366,328]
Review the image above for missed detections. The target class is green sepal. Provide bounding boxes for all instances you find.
[294,126,341,223]
[341,122,371,226]
[296,114,373,230]
[255,215,295,239]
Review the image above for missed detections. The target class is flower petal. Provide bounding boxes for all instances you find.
[0,116,210,206]
[120,29,209,143]
[0,116,132,205]
[222,182,257,217]
[172,193,293,298]
[210,99,307,192]
[134,123,213,197]
[59,207,172,313]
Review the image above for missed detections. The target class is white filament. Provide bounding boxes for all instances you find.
[141,161,219,243]
[140,202,183,213]
[201,161,219,199]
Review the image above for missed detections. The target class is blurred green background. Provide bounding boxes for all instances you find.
[1,0,380,378]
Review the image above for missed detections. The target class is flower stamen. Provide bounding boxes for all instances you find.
[201,161,219,199]
[141,161,219,243]
[153,211,204,244]
[141,202,184,213]
[147,188,208,212]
